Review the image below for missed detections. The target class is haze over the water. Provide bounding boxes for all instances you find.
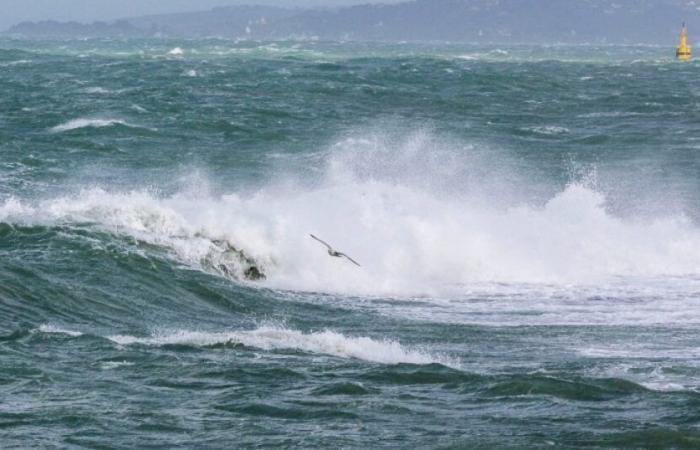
[4,0,696,44]
[0,0,401,31]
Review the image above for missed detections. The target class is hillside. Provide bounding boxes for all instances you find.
[5,0,697,44]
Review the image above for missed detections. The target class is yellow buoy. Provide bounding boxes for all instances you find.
[677,22,692,61]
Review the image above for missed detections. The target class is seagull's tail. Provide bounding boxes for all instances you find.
[343,254,361,267]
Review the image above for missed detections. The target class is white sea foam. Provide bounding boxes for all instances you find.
[577,111,640,119]
[50,118,154,133]
[489,49,509,56]
[456,49,508,61]
[0,59,32,67]
[577,344,700,359]
[50,118,129,133]
[100,361,135,370]
[131,104,148,113]
[38,324,83,337]
[0,197,31,221]
[587,362,700,392]
[168,47,184,56]
[3,129,700,297]
[527,125,570,135]
[107,325,454,366]
[84,87,110,94]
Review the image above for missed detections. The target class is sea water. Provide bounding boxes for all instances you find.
[1,39,700,447]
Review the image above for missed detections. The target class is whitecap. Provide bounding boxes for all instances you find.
[577,111,641,119]
[0,197,30,221]
[0,59,32,67]
[100,361,135,370]
[84,87,110,94]
[527,125,570,135]
[38,324,83,337]
[587,362,700,393]
[4,128,700,296]
[131,104,148,113]
[107,325,457,367]
[489,49,509,56]
[50,118,148,133]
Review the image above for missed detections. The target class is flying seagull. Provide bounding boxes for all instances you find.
[310,234,361,267]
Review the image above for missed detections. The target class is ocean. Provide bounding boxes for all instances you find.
[2,39,700,448]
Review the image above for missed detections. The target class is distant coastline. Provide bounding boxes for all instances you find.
[3,0,696,44]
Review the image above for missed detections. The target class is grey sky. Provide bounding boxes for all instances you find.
[1,0,400,31]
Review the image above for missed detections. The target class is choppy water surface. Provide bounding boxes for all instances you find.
[2,39,700,447]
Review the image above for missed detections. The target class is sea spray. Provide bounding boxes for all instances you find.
[2,132,700,294]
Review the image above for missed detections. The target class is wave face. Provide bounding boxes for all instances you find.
[2,39,700,448]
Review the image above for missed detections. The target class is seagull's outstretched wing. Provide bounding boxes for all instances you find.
[310,234,361,267]
[310,234,332,250]
[337,253,361,267]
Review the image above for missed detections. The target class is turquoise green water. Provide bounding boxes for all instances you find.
[2,39,700,447]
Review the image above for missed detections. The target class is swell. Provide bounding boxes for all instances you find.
[33,323,455,367]
[2,173,699,297]
[25,323,672,399]
[0,222,266,331]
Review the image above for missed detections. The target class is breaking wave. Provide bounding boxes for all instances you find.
[50,118,145,133]
[108,325,454,366]
[2,129,700,295]
[37,324,84,337]
[526,125,571,135]
[37,324,453,366]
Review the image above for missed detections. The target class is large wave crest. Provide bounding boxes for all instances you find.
[2,129,699,295]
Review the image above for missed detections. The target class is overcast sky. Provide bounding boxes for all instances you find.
[1,0,401,31]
